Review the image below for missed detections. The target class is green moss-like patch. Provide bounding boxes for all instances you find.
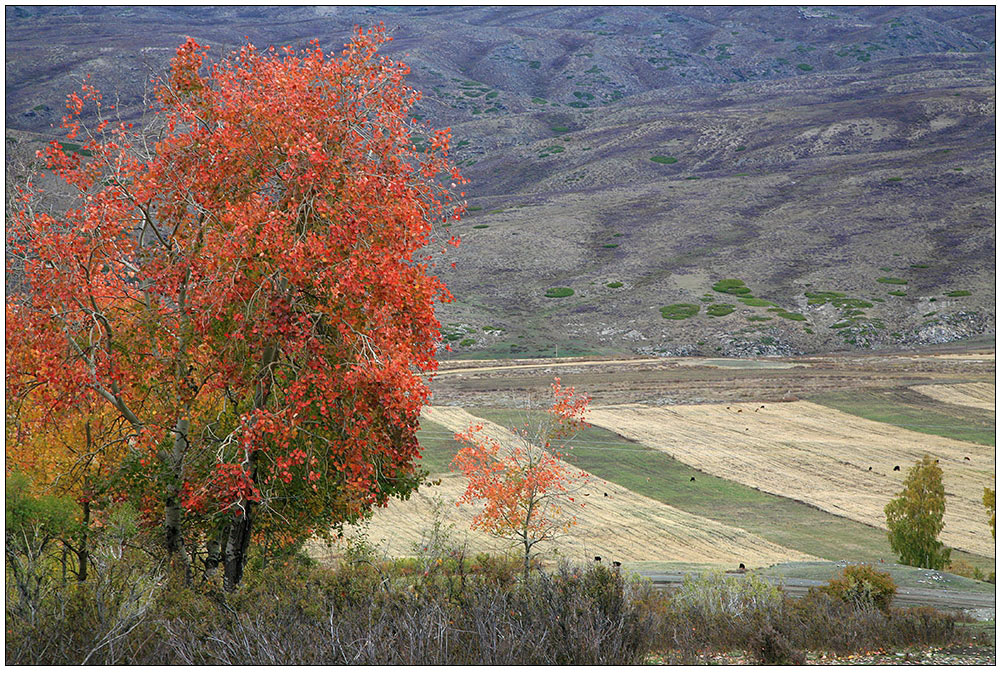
[551,125,570,133]
[735,145,746,151]
[660,303,699,320]
[876,277,907,285]
[459,338,476,347]
[606,281,623,288]
[945,290,972,297]
[467,206,483,211]
[796,63,813,71]
[531,97,547,105]
[747,315,773,321]
[544,287,574,298]
[472,224,489,229]
[707,303,736,317]
[602,244,619,249]
[888,291,907,297]
[739,297,774,307]
[910,263,929,269]
[712,279,749,295]
[650,155,678,164]
[776,311,806,321]
[887,177,903,182]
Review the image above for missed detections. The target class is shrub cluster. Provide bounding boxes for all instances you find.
[6,556,979,665]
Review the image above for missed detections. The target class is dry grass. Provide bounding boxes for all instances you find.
[911,383,995,412]
[585,402,994,558]
[328,406,816,567]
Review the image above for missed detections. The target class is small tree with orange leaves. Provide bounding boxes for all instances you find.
[452,378,590,579]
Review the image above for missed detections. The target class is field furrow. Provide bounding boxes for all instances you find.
[911,383,996,412]
[332,406,818,567]
[586,402,994,558]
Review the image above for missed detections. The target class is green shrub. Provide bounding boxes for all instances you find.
[650,155,678,164]
[888,291,907,297]
[819,564,897,612]
[712,279,749,295]
[472,224,489,229]
[459,338,475,347]
[707,303,735,317]
[545,287,574,298]
[735,145,746,151]
[910,264,929,269]
[796,63,813,71]
[945,290,971,297]
[739,297,774,307]
[660,303,699,320]
[877,277,907,284]
[606,281,623,288]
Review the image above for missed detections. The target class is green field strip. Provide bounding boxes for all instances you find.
[446,409,994,572]
[416,419,465,474]
[809,388,995,446]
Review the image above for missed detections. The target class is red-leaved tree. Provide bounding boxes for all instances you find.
[6,25,464,590]
[452,378,590,579]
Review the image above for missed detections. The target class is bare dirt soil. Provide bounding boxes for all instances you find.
[321,406,816,567]
[585,397,993,557]
[429,346,996,407]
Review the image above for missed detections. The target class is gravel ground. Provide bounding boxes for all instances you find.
[648,643,995,665]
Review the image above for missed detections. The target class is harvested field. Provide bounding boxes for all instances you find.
[912,383,996,412]
[585,402,995,558]
[324,406,817,567]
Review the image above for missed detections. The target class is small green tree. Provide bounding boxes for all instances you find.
[884,455,951,570]
[984,486,995,540]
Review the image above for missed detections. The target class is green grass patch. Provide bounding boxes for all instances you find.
[739,297,774,307]
[467,206,483,212]
[811,388,995,446]
[758,561,996,594]
[706,303,735,317]
[544,287,574,298]
[416,418,464,474]
[602,244,619,249]
[551,125,570,133]
[712,279,748,295]
[876,277,907,285]
[459,338,475,347]
[606,281,623,288]
[528,60,541,69]
[684,176,700,180]
[650,155,678,164]
[910,263,929,269]
[472,224,489,229]
[775,310,806,321]
[945,290,972,297]
[567,101,589,108]
[796,63,813,71]
[747,315,773,321]
[887,177,903,182]
[531,97,547,105]
[660,303,699,320]
[829,321,852,329]
[888,290,907,297]
[735,145,746,151]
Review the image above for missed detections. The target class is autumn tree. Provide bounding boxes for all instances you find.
[6,25,464,590]
[452,378,590,579]
[884,455,951,570]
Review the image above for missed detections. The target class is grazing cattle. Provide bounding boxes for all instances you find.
[893,465,900,471]
[868,467,872,471]
[604,492,609,497]
[737,409,742,413]
[594,556,602,562]
[690,476,696,482]
[964,456,970,461]
[612,561,621,568]
[760,405,765,409]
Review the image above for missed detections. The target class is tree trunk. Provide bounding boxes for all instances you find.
[221,344,277,592]
[165,416,190,581]
[77,499,90,582]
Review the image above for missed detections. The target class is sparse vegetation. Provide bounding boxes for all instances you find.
[945,290,971,297]
[706,303,736,317]
[775,311,806,321]
[606,281,624,288]
[712,279,751,295]
[739,297,774,307]
[544,287,574,298]
[650,155,678,164]
[877,277,907,285]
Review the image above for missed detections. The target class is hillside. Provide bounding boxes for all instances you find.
[5,5,995,357]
